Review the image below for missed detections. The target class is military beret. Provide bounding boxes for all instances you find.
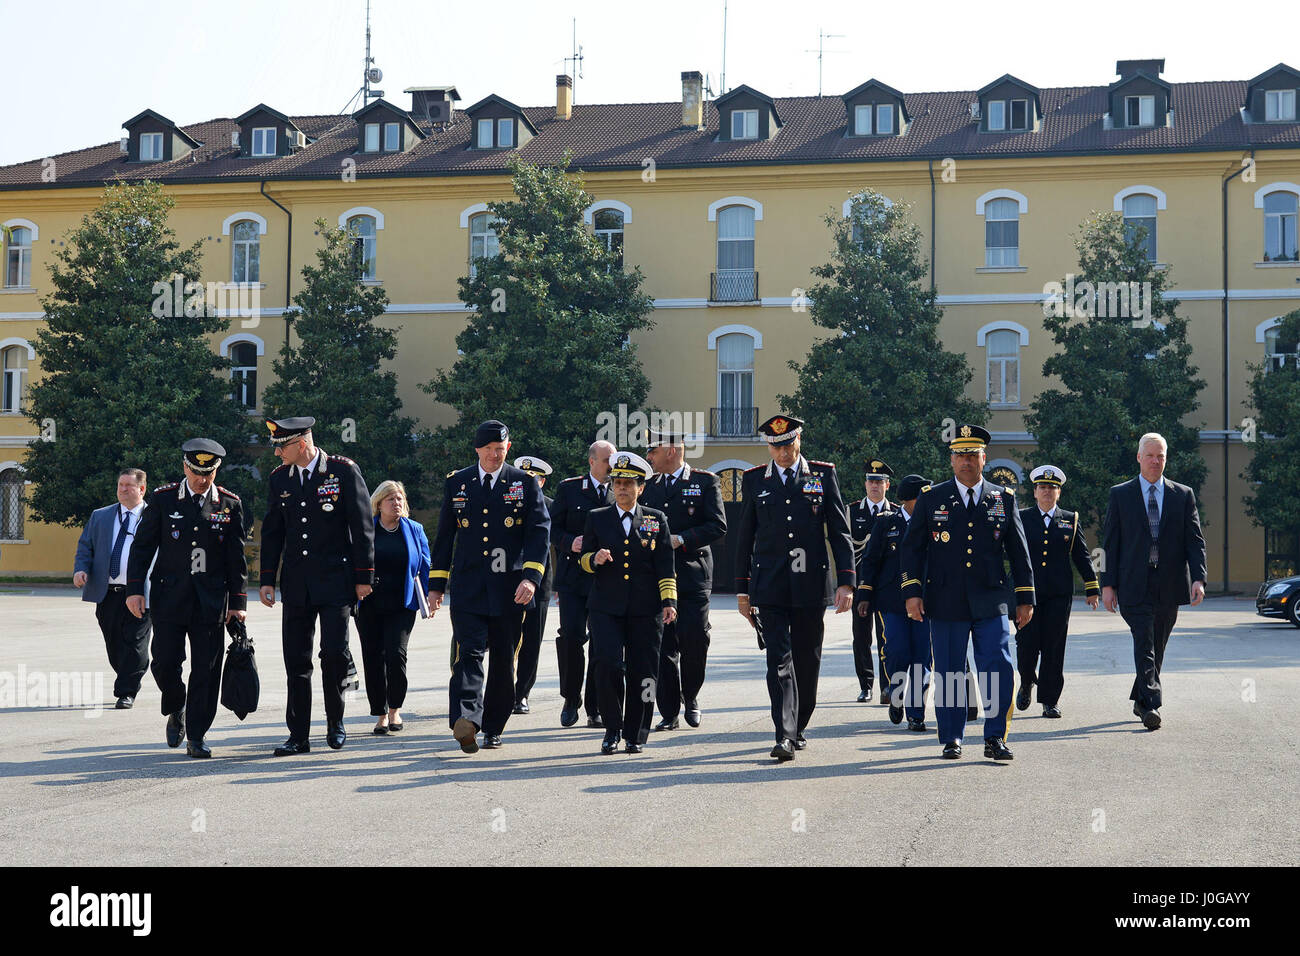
[474,420,509,447]
[897,474,928,500]
[182,438,226,474]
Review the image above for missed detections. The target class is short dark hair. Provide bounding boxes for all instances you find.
[119,468,147,486]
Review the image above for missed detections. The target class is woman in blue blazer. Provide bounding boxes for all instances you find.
[358,481,432,734]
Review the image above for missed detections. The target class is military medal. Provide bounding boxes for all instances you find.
[941,530,950,542]
[322,502,334,512]
[504,516,514,528]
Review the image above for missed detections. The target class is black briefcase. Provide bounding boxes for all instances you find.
[221,618,260,720]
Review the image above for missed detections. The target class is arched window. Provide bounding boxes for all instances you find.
[985,328,1020,406]
[346,214,377,279]
[1,345,27,413]
[229,341,258,408]
[715,205,756,301]
[0,465,23,540]
[1265,325,1299,371]
[715,332,756,436]
[1264,191,1298,261]
[469,212,501,279]
[231,220,260,283]
[1122,193,1159,262]
[592,208,624,270]
[984,198,1020,267]
[5,226,32,288]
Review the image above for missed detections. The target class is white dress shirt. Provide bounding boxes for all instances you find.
[108,502,146,586]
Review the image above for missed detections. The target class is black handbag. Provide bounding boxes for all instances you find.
[220,618,260,720]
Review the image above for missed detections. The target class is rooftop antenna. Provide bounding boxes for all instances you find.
[720,0,728,95]
[562,17,584,101]
[805,29,847,97]
[340,0,384,113]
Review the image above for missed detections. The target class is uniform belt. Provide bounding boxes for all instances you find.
[107,584,127,592]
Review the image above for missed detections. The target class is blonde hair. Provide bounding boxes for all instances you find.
[1137,433,1167,454]
[370,480,410,518]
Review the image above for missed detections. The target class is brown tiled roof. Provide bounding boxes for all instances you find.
[3,80,1298,189]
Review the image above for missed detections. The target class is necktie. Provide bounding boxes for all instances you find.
[483,474,493,491]
[1147,486,1160,565]
[784,468,793,488]
[667,475,676,492]
[298,466,307,486]
[192,493,203,511]
[108,510,130,579]
[966,488,975,510]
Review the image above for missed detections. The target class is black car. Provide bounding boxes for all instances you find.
[1256,574,1300,627]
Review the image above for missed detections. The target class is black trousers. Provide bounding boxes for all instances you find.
[590,609,664,745]
[449,609,523,737]
[851,608,888,694]
[515,592,550,703]
[756,605,825,743]
[1015,594,1073,707]
[1121,574,1179,711]
[282,602,353,740]
[357,599,415,714]
[556,591,599,716]
[656,590,710,720]
[150,609,223,742]
[96,587,152,698]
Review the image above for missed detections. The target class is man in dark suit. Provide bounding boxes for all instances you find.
[512,455,555,715]
[549,440,614,728]
[642,428,726,730]
[1101,433,1207,730]
[849,459,896,703]
[259,416,375,756]
[900,425,1035,761]
[579,451,678,754]
[734,415,856,761]
[125,441,247,758]
[74,467,152,709]
[430,420,551,753]
[1015,465,1100,718]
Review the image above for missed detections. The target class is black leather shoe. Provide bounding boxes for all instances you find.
[186,739,211,759]
[878,690,888,705]
[453,717,479,754]
[942,742,962,759]
[888,704,904,725]
[794,734,807,751]
[684,705,701,728]
[165,711,185,748]
[655,717,680,731]
[1042,704,1062,718]
[857,690,870,703]
[907,718,927,732]
[273,737,310,756]
[984,737,1014,760]
[625,741,643,754]
[600,734,619,755]
[115,696,134,710]
[770,738,796,761]
[1142,707,1162,730]
[586,715,604,728]
[326,722,346,750]
[1016,683,1032,711]
[512,698,530,715]
[560,706,579,727]
[482,734,502,749]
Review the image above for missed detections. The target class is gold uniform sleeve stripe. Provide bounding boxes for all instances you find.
[901,578,919,587]
[430,570,450,580]
[658,578,678,597]
[857,584,874,591]
[523,561,545,574]
[1015,586,1035,592]
[579,553,594,573]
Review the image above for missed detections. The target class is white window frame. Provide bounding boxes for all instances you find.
[983,198,1020,268]
[139,132,163,161]
[225,337,261,410]
[477,118,494,148]
[251,127,276,157]
[230,219,261,284]
[347,215,378,280]
[1,344,29,414]
[468,212,501,279]
[715,332,756,436]
[715,205,756,301]
[1262,190,1299,261]
[1009,98,1029,130]
[497,118,514,148]
[984,328,1021,406]
[1265,89,1296,122]
[854,104,871,135]
[1121,193,1159,262]
[875,103,894,135]
[364,123,380,152]
[592,208,624,269]
[986,100,1006,131]
[731,109,759,140]
[4,226,32,288]
[1125,94,1155,127]
[383,122,400,151]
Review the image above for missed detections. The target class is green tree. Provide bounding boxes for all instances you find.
[1025,211,1206,530]
[780,191,988,479]
[24,181,253,526]
[1243,309,1300,549]
[257,219,421,510]
[421,154,655,482]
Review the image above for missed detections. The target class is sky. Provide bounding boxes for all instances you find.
[3,0,1297,166]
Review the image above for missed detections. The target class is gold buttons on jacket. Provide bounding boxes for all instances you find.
[482,536,489,542]
[623,574,629,580]
[965,562,971,568]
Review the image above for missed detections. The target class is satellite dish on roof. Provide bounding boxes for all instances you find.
[367,67,383,83]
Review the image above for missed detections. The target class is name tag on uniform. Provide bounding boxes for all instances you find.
[887,527,901,538]
[933,508,949,523]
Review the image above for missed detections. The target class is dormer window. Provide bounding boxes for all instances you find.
[1125,95,1155,127]
[364,123,380,152]
[977,75,1040,133]
[731,110,758,139]
[463,94,536,151]
[140,133,163,161]
[987,99,1029,132]
[384,122,400,150]
[498,118,514,147]
[842,80,908,139]
[477,119,493,148]
[853,104,895,135]
[1266,89,1296,121]
[251,127,276,157]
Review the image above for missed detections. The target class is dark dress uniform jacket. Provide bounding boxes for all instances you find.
[639,465,726,595]
[579,504,677,615]
[1100,477,1206,606]
[260,451,375,606]
[734,457,856,607]
[430,463,551,616]
[900,479,1035,620]
[849,497,896,582]
[538,494,555,602]
[858,510,912,615]
[128,481,248,624]
[1020,506,1100,598]
[550,476,610,596]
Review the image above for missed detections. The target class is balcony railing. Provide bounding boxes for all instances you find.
[711,406,759,437]
[710,269,759,303]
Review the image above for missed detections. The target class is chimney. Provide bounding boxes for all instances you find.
[682,70,704,129]
[1116,58,1165,79]
[556,74,573,120]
